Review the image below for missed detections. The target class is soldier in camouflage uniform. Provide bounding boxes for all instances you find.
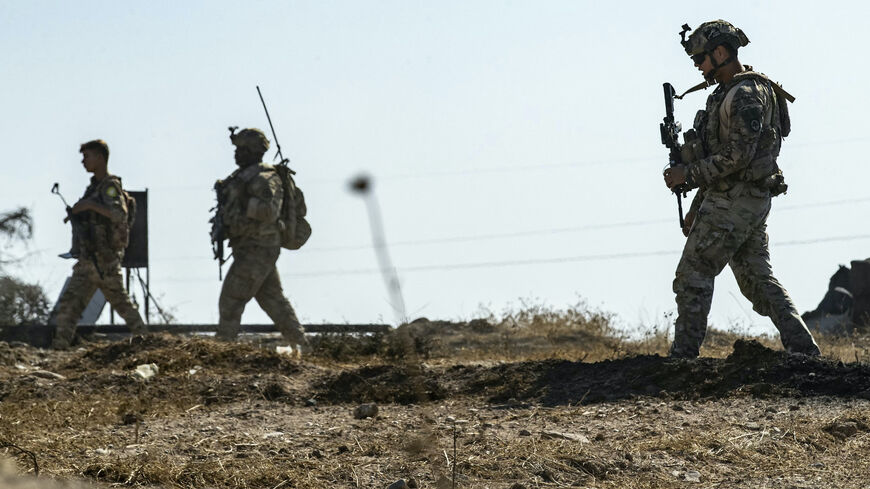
[53,140,146,349]
[215,128,307,346]
[662,20,821,358]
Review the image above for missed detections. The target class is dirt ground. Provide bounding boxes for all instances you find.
[1,318,870,489]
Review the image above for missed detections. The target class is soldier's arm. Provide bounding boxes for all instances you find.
[245,172,283,222]
[687,81,766,187]
[71,180,126,222]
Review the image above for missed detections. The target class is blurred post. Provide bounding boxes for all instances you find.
[349,174,407,324]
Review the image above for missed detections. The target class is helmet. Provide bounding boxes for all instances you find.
[681,20,750,56]
[230,128,270,154]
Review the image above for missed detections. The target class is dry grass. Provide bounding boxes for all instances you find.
[306,300,870,365]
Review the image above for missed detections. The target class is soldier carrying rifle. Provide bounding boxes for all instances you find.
[660,20,820,358]
[211,127,308,348]
[52,140,146,349]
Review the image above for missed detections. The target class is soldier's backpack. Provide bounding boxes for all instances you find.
[274,165,311,250]
[108,181,137,252]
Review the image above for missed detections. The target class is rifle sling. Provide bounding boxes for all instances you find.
[675,79,795,103]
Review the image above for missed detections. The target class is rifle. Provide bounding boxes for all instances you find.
[659,82,688,228]
[51,183,104,279]
[209,127,238,281]
[209,181,227,281]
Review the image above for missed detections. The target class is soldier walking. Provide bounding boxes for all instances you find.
[213,128,307,347]
[53,140,146,349]
[662,20,821,358]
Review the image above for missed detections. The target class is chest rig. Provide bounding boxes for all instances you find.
[691,69,791,194]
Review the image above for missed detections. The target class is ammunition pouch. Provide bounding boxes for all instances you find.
[680,129,706,166]
[741,153,777,182]
[762,171,788,196]
[742,153,787,196]
[710,155,787,196]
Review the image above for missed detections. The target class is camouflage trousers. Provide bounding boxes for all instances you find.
[217,245,306,344]
[671,187,820,358]
[53,255,146,349]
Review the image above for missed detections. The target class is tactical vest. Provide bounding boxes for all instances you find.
[693,69,790,194]
[220,163,283,247]
[77,174,133,258]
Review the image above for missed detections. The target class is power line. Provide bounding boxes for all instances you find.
[148,195,870,261]
[304,136,870,183]
[296,195,870,252]
[160,232,870,282]
[18,195,869,268]
[158,135,870,190]
[291,232,870,277]
[774,234,870,246]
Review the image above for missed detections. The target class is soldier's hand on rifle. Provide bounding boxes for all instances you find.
[64,200,92,222]
[663,165,688,190]
[682,210,696,237]
[65,199,114,222]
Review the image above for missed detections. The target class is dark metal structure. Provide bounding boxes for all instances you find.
[117,189,151,323]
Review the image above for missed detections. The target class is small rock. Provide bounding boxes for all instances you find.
[134,363,159,380]
[685,470,701,483]
[540,430,590,443]
[305,398,318,407]
[387,479,409,489]
[29,370,66,380]
[263,431,284,439]
[518,429,532,436]
[810,462,825,468]
[354,403,379,419]
[95,448,111,455]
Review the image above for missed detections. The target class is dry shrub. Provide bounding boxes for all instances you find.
[300,299,870,365]
[815,331,870,363]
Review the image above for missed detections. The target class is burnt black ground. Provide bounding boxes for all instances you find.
[318,339,870,406]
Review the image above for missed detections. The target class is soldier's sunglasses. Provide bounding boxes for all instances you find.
[691,52,708,64]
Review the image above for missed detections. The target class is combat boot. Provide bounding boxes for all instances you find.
[50,336,72,350]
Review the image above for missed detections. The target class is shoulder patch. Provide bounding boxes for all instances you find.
[106,186,119,198]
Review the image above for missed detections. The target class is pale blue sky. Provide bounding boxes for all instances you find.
[2,1,868,333]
